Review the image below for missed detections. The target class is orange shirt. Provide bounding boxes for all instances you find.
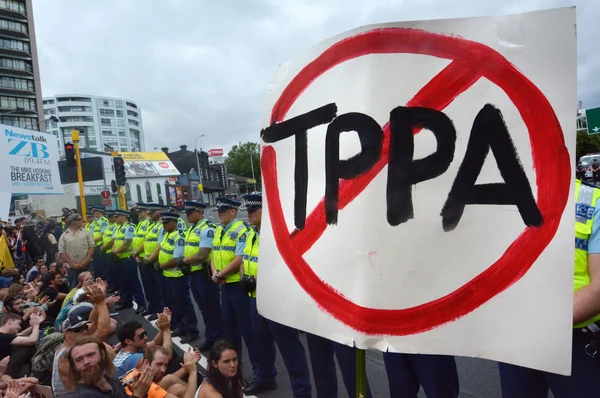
[121,368,168,398]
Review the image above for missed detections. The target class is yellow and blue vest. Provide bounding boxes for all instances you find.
[184,220,214,272]
[102,223,117,254]
[113,223,134,259]
[159,229,183,278]
[574,179,600,327]
[132,218,151,252]
[212,220,248,283]
[144,221,162,259]
[93,216,108,247]
[243,228,260,298]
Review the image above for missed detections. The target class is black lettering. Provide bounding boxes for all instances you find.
[387,107,457,226]
[261,103,338,229]
[325,113,383,224]
[441,104,543,231]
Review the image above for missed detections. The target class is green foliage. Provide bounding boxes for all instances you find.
[577,131,600,161]
[225,142,261,183]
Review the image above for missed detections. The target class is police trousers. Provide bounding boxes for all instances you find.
[221,282,259,375]
[250,297,311,398]
[190,270,222,343]
[164,274,198,334]
[383,352,459,398]
[498,328,600,397]
[115,257,146,307]
[305,333,373,398]
[138,262,163,314]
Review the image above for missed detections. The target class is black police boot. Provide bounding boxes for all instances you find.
[198,340,214,352]
[245,378,277,395]
[180,333,200,345]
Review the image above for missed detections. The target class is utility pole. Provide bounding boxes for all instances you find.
[72,130,87,220]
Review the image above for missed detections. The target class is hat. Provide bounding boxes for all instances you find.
[63,303,93,330]
[160,212,179,222]
[168,206,182,213]
[87,205,93,210]
[114,210,130,217]
[135,203,149,211]
[92,206,105,212]
[66,213,82,224]
[106,210,116,217]
[146,203,166,212]
[184,201,206,212]
[215,197,241,210]
[242,194,262,210]
[85,212,93,218]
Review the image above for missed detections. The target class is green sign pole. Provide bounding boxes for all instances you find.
[356,348,367,398]
[586,107,600,135]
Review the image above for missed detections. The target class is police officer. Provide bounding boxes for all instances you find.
[240,194,312,397]
[181,200,223,352]
[131,203,160,316]
[101,210,118,290]
[140,203,167,321]
[108,209,147,312]
[211,197,259,376]
[91,206,110,285]
[169,205,187,230]
[498,177,600,397]
[147,211,199,344]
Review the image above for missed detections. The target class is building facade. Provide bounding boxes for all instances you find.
[0,0,45,132]
[42,94,145,156]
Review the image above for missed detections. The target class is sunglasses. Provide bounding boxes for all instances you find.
[70,324,89,333]
[136,331,147,339]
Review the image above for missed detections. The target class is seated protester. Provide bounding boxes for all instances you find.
[122,346,198,398]
[2,378,39,398]
[53,284,114,396]
[39,271,68,323]
[114,309,173,378]
[196,340,244,398]
[62,272,94,310]
[26,257,44,283]
[67,336,152,398]
[39,264,48,276]
[0,310,45,380]
[55,290,119,334]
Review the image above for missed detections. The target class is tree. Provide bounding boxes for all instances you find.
[577,131,600,161]
[225,142,261,185]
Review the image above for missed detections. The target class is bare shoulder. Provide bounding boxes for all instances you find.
[197,382,223,398]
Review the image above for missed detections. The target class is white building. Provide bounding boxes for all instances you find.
[42,94,145,156]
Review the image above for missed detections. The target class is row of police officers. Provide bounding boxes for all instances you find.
[80,183,600,397]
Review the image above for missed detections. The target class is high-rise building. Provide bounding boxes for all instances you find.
[42,94,145,156]
[0,0,45,131]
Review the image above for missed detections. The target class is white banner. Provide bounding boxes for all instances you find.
[0,124,63,194]
[258,7,576,374]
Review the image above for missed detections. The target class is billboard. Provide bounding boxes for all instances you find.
[119,152,180,178]
[208,148,224,157]
[0,125,63,194]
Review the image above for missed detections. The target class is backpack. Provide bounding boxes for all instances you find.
[31,332,64,386]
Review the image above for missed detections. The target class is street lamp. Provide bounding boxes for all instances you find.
[195,134,206,201]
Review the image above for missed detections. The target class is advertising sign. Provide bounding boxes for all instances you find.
[208,148,224,157]
[258,8,576,374]
[120,152,180,177]
[0,124,63,194]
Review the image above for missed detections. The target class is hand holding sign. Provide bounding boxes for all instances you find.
[258,8,576,375]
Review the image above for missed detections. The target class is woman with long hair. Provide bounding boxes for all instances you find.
[197,340,244,398]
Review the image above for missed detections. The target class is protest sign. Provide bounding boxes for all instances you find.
[0,125,62,194]
[258,7,576,374]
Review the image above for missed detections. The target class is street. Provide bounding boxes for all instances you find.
[113,208,556,398]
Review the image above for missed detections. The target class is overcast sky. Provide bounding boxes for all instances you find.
[32,0,597,153]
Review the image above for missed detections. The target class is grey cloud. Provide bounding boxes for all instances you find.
[32,0,598,152]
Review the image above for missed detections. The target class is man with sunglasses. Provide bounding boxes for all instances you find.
[113,309,172,379]
[58,213,95,290]
[181,200,222,352]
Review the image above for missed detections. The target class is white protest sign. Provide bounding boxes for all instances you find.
[258,7,576,374]
[0,124,63,194]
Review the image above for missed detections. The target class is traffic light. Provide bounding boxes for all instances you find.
[65,142,75,167]
[113,156,126,186]
[111,180,118,193]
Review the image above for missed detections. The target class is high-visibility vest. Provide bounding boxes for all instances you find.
[243,228,260,298]
[85,220,95,233]
[177,217,187,231]
[93,216,108,246]
[102,223,117,254]
[574,179,600,327]
[212,220,248,283]
[113,223,134,259]
[144,221,162,259]
[132,218,151,252]
[183,219,214,272]
[159,229,183,278]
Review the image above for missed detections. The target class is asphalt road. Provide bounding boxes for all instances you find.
[114,208,554,398]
